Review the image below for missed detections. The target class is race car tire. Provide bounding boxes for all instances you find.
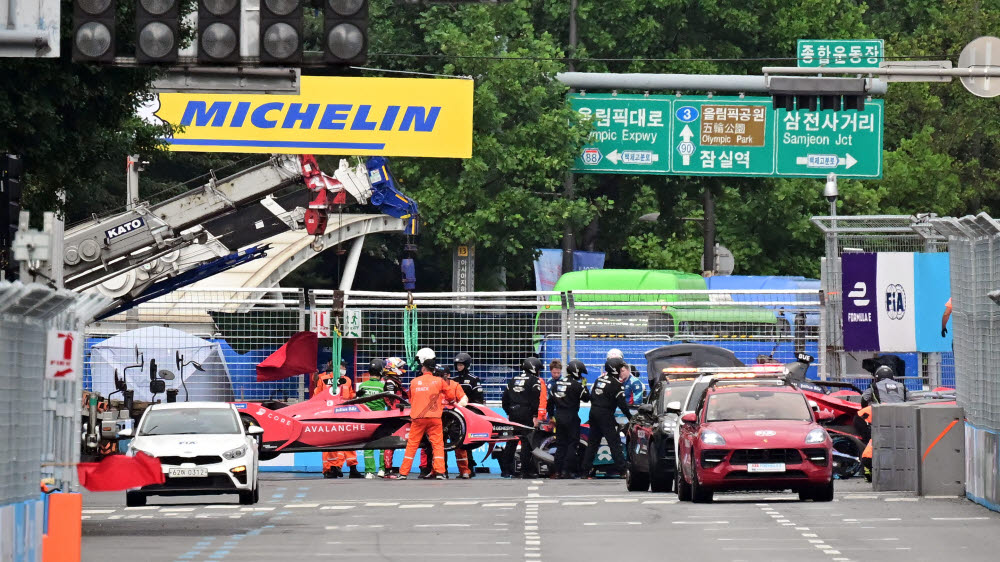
[625,466,650,492]
[676,469,692,501]
[125,492,146,507]
[691,470,714,503]
[830,433,864,480]
[440,409,467,452]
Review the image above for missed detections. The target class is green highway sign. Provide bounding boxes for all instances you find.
[570,94,883,179]
[797,39,884,68]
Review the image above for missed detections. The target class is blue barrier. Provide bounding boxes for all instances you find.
[0,499,42,562]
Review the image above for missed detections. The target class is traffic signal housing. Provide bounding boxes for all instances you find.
[769,77,867,112]
[72,0,116,62]
[324,0,368,65]
[1,154,23,279]
[198,0,241,63]
[260,0,303,64]
[136,0,180,63]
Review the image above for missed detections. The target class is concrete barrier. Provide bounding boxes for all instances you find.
[965,422,1000,511]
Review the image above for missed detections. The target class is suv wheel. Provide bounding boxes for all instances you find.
[239,488,257,505]
[125,492,146,507]
[806,479,835,502]
[625,466,650,492]
[676,469,692,501]
[691,470,714,503]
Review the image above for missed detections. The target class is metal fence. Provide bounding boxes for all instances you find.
[84,289,307,404]
[931,214,1000,429]
[812,214,954,388]
[83,288,825,404]
[1,282,106,504]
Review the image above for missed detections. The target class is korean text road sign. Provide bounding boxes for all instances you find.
[797,39,884,68]
[571,94,883,179]
[46,330,81,380]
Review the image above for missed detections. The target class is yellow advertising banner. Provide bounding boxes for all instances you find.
[152,76,474,158]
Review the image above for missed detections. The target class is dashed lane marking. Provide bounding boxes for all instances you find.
[123,506,157,511]
[82,509,115,514]
[399,504,434,509]
[365,502,399,507]
[482,503,517,507]
[642,500,677,504]
[414,524,471,527]
[931,517,990,521]
[561,501,596,506]
[673,520,729,525]
[885,497,918,502]
[204,505,239,510]
[161,508,195,512]
[445,501,480,505]
[321,505,355,510]
[284,503,319,508]
[604,498,638,503]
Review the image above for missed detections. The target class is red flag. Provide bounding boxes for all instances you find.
[256,331,319,382]
[77,453,165,492]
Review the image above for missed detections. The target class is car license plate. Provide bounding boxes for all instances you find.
[747,462,786,473]
[168,467,208,478]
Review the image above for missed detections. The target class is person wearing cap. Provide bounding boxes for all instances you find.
[581,357,632,478]
[500,357,548,478]
[450,353,482,478]
[861,365,908,407]
[391,348,467,480]
[547,359,590,479]
[357,359,388,479]
[328,361,363,479]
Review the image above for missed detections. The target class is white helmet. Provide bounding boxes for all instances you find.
[416,348,436,369]
[606,348,624,360]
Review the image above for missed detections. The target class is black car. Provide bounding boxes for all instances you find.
[624,373,698,492]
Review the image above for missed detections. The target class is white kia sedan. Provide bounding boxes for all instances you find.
[123,402,262,506]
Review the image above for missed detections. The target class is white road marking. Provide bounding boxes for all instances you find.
[924,495,962,499]
[531,480,544,485]
[228,515,241,519]
[525,525,538,531]
[82,510,115,514]
[108,515,122,520]
[584,522,641,526]
[526,541,540,546]
[285,503,320,508]
[524,500,558,504]
[160,508,195,512]
[642,500,676,504]
[808,539,825,544]
[482,503,517,507]
[399,504,434,509]
[321,505,355,510]
[604,498,638,503]
[365,502,399,507]
[123,506,157,511]
[931,517,990,521]
[796,527,810,531]
[445,501,479,505]
[414,524,470,527]
[673,520,729,525]
[802,533,818,538]
[885,497,918,502]
[205,505,239,510]
[843,518,901,522]
[844,495,878,500]
[527,493,541,498]
[561,501,596,506]
[825,551,841,555]
[241,507,274,512]
[527,486,539,491]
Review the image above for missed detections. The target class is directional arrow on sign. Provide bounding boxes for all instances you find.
[680,125,694,142]
[796,153,858,170]
[606,150,621,164]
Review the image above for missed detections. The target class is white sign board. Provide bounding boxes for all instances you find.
[45,330,81,380]
[343,309,362,338]
[311,309,332,338]
[0,0,61,58]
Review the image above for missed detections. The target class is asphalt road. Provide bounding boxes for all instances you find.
[82,474,1000,562]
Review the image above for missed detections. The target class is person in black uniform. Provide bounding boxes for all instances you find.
[547,359,590,479]
[451,352,484,476]
[861,365,908,407]
[581,356,632,478]
[500,357,547,478]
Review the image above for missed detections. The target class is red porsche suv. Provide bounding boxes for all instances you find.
[676,380,834,503]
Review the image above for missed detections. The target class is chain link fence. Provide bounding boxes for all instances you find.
[85,289,307,404]
[812,214,953,389]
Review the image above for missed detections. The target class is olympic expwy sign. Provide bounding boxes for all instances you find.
[150,76,474,158]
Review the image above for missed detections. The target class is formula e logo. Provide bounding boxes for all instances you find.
[848,282,870,307]
[885,284,906,320]
[105,218,145,241]
[256,408,266,416]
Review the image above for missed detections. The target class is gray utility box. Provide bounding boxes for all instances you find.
[916,405,965,496]
[871,402,965,495]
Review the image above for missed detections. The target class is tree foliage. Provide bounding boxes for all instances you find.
[4,0,1000,290]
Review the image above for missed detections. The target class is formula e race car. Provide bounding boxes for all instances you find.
[235,387,531,460]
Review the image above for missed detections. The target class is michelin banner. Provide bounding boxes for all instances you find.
[841,252,952,352]
[145,76,474,158]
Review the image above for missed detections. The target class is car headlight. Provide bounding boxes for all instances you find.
[223,445,247,460]
[701,430,726,446]
[805,428,828,444]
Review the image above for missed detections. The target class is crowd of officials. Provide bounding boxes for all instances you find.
[311,348,646,480]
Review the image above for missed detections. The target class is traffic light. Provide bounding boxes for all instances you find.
[136,0,180,63]
[324,0,368,65]
[1,154,23,279]
[72,0,116,63]
[198,0,241,63]
[260,0,303,64]
[769,77,867,112]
